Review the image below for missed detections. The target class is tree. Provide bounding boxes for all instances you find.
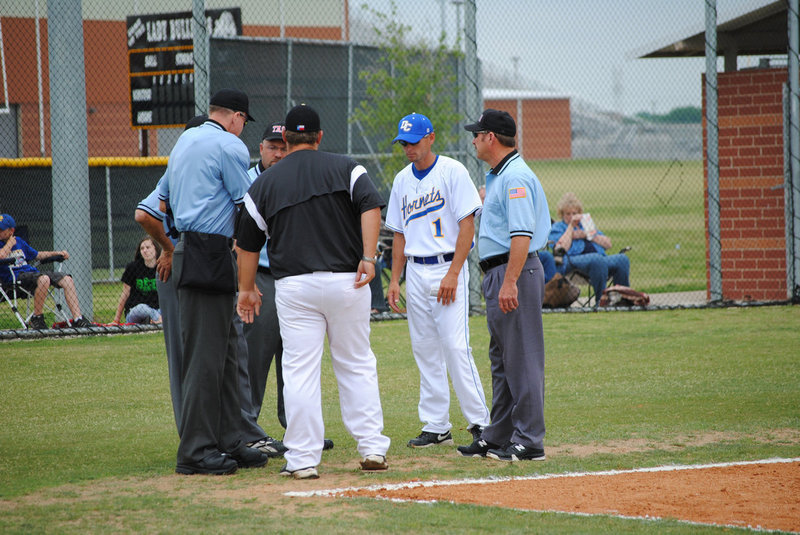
[351,1,462,190]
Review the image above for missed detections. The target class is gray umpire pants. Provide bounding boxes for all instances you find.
[242,268,286,431]
[156,275,182,433]
[480,254,546,450]
[174,243,244,464]
[234,310,268,443]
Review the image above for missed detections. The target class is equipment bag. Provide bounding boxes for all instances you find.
[598,285,650,307]
[543,273,581,308]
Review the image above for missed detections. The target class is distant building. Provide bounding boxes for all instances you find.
[483,88,571,160]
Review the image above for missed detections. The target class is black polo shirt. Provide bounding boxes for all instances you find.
[237,149,385,279]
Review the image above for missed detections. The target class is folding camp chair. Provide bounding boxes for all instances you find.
[0,246,71,329]
[552,245,632,307]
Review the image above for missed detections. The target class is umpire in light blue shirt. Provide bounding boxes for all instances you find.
[156,88,267,475]
[457,109,551,463]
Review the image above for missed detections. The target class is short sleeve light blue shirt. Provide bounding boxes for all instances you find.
[156,121,250,237]
[247,163,270,269]
[137,178,179,246]
[478,151,551,260]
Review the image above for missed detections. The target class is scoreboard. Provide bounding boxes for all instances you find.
[126,9,242,129]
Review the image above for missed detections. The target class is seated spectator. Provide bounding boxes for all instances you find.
[548,192,630,301]
[113,236,161,324]
[0,213,91,329]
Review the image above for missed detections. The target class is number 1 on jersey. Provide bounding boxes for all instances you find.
[432,218,443,238]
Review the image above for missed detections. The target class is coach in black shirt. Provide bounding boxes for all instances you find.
[236,104,391,480]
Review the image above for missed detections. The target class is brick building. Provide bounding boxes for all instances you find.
[483,88,571,160]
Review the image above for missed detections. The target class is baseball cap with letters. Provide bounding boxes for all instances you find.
[464,108,516,137]
[392,113,433,144]
[209,88,255,122]
[0,214,16,230]
[262,122,285,141]
[285,104,320,133]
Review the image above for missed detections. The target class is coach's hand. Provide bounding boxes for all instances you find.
[237,289,262,324]
[355,259,375,288]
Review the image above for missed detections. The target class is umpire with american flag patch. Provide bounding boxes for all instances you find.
[457,109,551,462]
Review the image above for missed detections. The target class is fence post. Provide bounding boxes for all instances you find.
[463,0,483,311]
[788,0,800,300]
[192,0,209,116]
[704,0,722,302]
[48,0,92,320]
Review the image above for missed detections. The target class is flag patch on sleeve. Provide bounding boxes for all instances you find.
[508,187,527,199]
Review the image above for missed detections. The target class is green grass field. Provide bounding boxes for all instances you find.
[1,306,797,533]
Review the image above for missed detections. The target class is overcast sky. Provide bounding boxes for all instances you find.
[354,0,777,116]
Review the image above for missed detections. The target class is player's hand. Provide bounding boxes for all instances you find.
[437,272,458,305]
[156,249,173,282]
[355,260,375,288]
[498,280,519,314]
[237,289,261,324]
[387,281,404,313]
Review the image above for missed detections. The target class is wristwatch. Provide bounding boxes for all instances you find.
[361,255,378,264]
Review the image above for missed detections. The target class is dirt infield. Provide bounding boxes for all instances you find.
[332,459,800,532]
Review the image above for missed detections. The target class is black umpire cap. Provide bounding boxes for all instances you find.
[210,88,256,122]
[464,109,516,137]
[262,122,285,141]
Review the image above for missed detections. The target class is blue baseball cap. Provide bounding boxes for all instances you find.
[392,113,434,144]
[0,214,15,230]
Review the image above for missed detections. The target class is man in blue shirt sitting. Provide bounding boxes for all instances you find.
[0,213,91,329]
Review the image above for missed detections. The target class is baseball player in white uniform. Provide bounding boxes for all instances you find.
[386,113,490,448]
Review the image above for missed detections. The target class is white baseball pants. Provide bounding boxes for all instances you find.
[275,271,391,470]
[405,260,490,434]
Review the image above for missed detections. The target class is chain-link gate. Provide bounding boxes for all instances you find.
[0,1,795,331]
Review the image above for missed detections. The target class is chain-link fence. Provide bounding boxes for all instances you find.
[0,0,795,330]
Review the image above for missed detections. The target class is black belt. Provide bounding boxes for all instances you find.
[257,266,272,275]
[410,252,455,265]
[479,251,538,273]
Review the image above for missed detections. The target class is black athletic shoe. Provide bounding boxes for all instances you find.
[248,435,288,458]
[71,317,91,328]
[457,438,498,458]
[469,425,484,442]
[486,442,545,462]
[323,438,334,450]
[229,446,268,468]
[176,452,238,475]
[28,314,47,330]
[407,431,454,448]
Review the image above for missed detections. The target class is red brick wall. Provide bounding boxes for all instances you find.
[484,98,571,160]
[702,68,787,301]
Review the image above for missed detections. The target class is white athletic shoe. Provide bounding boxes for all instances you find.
[279,464,319,479]
[360,454,388,471]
